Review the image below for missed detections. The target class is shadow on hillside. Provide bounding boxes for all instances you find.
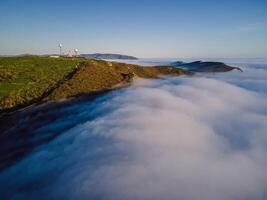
[0,90,110,172]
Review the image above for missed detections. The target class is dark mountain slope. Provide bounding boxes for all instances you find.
[171,61,243,72]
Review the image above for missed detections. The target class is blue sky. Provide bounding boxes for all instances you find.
[0,0,266,58]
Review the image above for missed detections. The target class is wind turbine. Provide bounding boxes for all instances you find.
[58,44,62,56]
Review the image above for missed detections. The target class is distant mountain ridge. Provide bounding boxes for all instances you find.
[81,53,138,60]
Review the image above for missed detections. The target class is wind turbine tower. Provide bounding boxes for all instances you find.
[58,44,62,56]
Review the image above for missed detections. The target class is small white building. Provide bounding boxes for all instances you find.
[49,56,60,58]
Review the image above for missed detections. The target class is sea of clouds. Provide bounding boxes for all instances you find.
[0,60,267,200]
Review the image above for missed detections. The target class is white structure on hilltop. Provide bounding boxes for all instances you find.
[49,55,60,58]
[56,44,79,57]
[58,44,62,56]
[74,49,79,57]
[67,50,72,57]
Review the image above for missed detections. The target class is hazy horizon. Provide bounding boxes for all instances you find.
[1,54,267,60]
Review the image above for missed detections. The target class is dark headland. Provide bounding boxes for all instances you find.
[171,61,243,72]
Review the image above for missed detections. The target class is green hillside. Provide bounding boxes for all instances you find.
[0,56,86,110]
[0,56,190,112]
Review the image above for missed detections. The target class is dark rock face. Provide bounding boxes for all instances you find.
[171,61,243,73]
[121,72,135,83]
[81,53,138,60]
[171,61,185,66]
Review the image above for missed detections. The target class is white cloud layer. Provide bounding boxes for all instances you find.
[0,62,267,200]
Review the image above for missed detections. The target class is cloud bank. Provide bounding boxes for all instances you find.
[1,64,267,200]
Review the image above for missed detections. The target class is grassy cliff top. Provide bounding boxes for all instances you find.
[0,56,86,110]
[46,60,190,100]
[0,56,190,112]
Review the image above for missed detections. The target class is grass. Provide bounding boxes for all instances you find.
[0,55,86,110]
[46,59,191,100]
[0,56,190,111]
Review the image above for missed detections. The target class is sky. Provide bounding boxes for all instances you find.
[0,0,267,58]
